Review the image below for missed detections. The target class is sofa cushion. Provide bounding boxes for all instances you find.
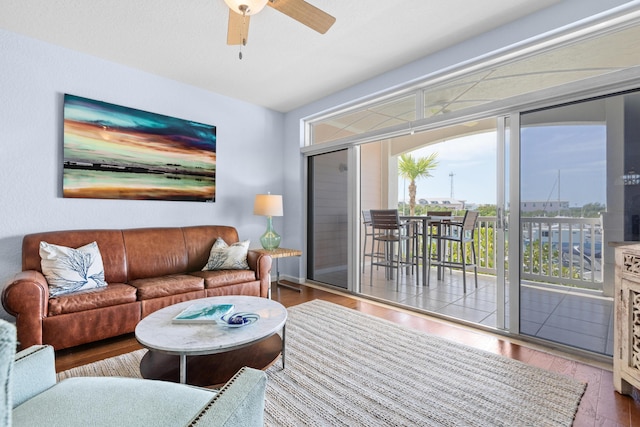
[39,241,107,297]
[12,377,216,427]
[129,274,204,300]
[191,269,257,289]
[48,284,137,316]
[122,228,189,281]
[43,304,141,350]
[202,238,250,271]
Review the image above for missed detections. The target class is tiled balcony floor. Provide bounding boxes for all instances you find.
[358,265,614,356]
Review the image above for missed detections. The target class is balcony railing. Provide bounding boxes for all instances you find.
[473,215,603,291]
[521,216,602,290]
[363,214,604,292]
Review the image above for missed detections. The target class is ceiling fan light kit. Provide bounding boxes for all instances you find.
[224,0,268,15]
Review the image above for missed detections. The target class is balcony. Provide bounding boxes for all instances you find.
[360,215,613,356]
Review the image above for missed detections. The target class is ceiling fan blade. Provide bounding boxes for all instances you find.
[267,0,335,34]
[227,9,250,45]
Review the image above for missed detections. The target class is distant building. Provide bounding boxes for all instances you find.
[418,198,465,210]
[521,200,570,213]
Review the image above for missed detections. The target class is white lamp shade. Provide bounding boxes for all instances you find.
[254,194,283,217]
[224,0,268,15]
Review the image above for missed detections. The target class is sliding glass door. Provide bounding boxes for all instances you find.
[518,94,628,356]
[358,119,511,329]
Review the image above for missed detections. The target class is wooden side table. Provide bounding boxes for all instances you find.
[253,248,303,294]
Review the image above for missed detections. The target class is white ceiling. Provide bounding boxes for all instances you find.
[0,0,561,112]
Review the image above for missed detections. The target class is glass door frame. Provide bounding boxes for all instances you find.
[496,116,509,330]
[508,114,522,333]
[348,145,362,293]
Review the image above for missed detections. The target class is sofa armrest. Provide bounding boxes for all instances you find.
[246,251,272,298]
[188,367,267,427]
[1,271,49,349]
[12,345,56,408]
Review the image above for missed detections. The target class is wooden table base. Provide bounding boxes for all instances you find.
[139,334,282,388]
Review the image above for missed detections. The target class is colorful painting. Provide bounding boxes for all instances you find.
[63,94,216,202]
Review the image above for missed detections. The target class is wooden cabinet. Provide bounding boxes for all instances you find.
[614,244,640,394]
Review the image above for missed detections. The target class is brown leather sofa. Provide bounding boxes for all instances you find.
[1,225,272,350]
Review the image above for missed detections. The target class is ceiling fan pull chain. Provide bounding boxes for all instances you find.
[238,35,245,59]
[238,4,249,60]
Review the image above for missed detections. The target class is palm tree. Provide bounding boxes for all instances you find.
[398,152,439,216]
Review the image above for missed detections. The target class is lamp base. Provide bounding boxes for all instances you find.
[260,216,281,250]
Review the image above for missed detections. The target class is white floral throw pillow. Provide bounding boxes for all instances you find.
[40,241,107,297]
[202,238,250,270]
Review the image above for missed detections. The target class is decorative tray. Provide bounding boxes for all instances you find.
[219,312,260,328]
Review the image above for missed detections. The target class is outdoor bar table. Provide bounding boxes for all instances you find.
[400,215,462,285]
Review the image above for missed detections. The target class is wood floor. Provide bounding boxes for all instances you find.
[55,282,640,427]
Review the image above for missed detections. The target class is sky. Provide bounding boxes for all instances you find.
[399,132,497,205]
[399,125,606,207]
[520,125,606,207]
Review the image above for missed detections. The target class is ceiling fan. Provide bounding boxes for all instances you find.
[223,0,335,53]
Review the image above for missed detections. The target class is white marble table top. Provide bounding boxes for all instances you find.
[135,295,287,356]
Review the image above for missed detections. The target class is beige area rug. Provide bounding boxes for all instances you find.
[58,299,585,426]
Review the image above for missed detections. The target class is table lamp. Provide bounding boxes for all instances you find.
[253,193,283,250]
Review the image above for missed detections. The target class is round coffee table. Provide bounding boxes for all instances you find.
[135,295,287,387]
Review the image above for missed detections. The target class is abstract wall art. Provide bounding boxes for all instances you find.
[63,94,216,202]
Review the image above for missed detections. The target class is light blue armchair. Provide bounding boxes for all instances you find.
[1,319,267,427]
